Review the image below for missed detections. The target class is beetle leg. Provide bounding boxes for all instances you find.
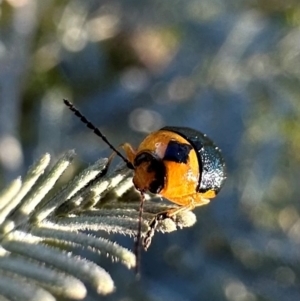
[143,195,210,250]
[121,143,136,165]
[166,195,210,217]
[143,212,168,250]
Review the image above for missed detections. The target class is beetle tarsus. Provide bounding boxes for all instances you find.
[143,212,169,250]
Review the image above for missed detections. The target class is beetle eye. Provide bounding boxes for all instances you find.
[134,151,166,194]
[149,179,163,194]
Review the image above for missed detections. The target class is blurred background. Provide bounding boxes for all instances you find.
[0,0,300,300]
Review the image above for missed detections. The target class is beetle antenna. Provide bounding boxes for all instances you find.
[63,99,133,169]
[134,191,145,278]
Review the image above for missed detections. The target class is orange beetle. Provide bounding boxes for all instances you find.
[122,127,226,213]
[63,100,226,249]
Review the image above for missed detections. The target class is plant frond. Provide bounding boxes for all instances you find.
[0,151,197,300]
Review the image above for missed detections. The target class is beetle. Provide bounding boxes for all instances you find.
[122,126,226,211]
[63,100,226,251]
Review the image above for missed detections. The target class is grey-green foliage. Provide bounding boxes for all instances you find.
[0,151,196,300]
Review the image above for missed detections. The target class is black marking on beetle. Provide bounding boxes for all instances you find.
[134,152,166,194]
[163,140,193,164]
[161,126,226,194]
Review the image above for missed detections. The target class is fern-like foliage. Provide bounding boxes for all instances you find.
[0,151,196,301]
